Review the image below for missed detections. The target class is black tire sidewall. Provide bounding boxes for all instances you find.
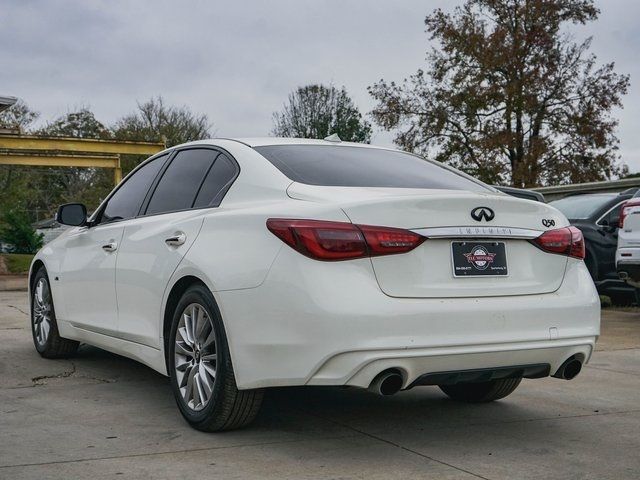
[168,284,231,425]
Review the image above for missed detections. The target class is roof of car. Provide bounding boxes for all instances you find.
[214,137,391,149]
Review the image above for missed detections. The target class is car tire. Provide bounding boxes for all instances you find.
[439,378,522,403]
[168,283,263,432]
[30,267,79,358]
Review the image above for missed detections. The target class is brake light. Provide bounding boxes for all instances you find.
[532,226,585,259]
[619,199,640,228]
[266,219,425,261]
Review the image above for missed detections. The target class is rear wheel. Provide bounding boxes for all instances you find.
[439,378,521,403]
[168,284,263,431]
[30,267,79,358]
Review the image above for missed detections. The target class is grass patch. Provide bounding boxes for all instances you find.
[1,253,34,274]
[599,295,612,308]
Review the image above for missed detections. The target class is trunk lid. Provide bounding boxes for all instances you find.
[288,183,569,298]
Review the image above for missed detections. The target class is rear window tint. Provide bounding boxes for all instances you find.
[193,153,238,208]
[254,145,489,192]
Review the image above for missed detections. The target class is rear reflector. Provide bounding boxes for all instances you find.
[266,219,425,261]
[531,226,585,259]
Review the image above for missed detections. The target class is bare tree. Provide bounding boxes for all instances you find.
[113,96,212,147]
[369,0,630,187]
[273,84,371,142]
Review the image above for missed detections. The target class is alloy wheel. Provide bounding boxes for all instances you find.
[33,278,52,346]
[174,303,217,411]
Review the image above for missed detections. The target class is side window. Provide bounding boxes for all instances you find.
[193,153,237,208]
[99,154,168,224]
[145,149,216,215]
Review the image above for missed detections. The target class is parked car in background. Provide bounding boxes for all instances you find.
[616,190,640,287]
[0,242,16,253]
[550,191,638,304]
[494,186,546,203]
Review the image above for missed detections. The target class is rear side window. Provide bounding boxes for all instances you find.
[99,153,168,223]
[193,153,238,208]
[254,145,489,192]
[550,195,616,220]
[146,149,217,215]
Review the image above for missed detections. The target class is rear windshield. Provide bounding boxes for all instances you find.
[550,194,616,219]
[255,145,490,192]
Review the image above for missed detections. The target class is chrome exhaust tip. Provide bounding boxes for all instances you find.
[553,357,582,380]
[369,371,403,396]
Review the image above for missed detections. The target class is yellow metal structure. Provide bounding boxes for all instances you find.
[0,135,165,185]
[0,135,164,155]
[0,153,123,183]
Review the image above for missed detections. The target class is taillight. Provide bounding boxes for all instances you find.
[531,226,585,259]
[619,199,640,228]
[266,219,425,261]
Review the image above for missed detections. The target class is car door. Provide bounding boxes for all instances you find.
[57,153,169,335]
[115,148,238,348]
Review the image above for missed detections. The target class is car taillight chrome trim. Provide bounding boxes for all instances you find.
[531,226,585,260]
[411,226,542,239]
[266,218,426,261]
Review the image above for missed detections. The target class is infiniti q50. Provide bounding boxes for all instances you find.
[29,138,600,431]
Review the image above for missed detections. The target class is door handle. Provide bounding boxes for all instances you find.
[165,232,186,246]
[102,241,118,252]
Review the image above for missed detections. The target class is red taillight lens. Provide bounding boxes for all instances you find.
[266,219,425,261]
[619,199,640,228]
[358,224,426,256]
[532,226,585,259]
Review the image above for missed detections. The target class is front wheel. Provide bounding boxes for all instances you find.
[30,267,79,358]
[168,284,263,432]
[439,378,521,403]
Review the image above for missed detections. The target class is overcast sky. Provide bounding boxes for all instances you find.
[2,0,639,171]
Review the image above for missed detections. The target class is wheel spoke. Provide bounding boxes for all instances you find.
[40,319,50,342]
[199,367,213,400]
[192,369,203,407]
[194,307,206,341]
[202,353,216,362]
[175,357,191,372]
[35,280,44,303]
[202,327,216,349]
[190,305,199,341]
[183,313,195,345]
[175,338,193,356]
[201,360,216,382]
[185,365,197,403]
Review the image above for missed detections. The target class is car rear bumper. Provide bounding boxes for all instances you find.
[616,247,640,284]
[216,252,600,390]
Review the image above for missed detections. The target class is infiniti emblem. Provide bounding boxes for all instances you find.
[471,207,495,222]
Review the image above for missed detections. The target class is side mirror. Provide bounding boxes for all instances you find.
[610,216,620,227]
[56,203,87,226]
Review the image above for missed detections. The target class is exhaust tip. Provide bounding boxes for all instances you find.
[553,357,582,380]
[369,371,403,396]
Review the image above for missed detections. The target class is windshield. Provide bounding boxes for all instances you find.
[550,194,615,219]
[255,145,491,192]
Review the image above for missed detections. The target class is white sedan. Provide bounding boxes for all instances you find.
[30,138,600,431]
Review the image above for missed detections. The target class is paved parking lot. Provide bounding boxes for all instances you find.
[1,289,639,479]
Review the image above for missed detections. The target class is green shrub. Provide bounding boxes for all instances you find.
[599,295,612,308]
[0,210,44,254]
